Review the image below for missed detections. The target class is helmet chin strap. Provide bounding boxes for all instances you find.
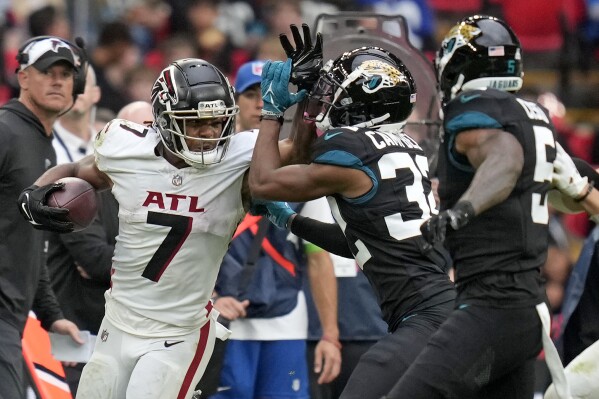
[352,113,390,129]
[378,121,407,133]
[449,74,465,101]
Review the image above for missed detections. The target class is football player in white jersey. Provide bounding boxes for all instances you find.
[17,58,309,399]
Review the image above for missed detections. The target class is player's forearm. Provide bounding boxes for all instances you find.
[460,139,522,215]
[288,101,316,164]
[579,188,599,218]
[290,215,354,258]
[249,119,282,194]
[308,251,339,340]
[34,162,79,186]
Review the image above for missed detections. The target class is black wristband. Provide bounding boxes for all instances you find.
[449,201,476,230]
[575,181,595,202]
[260,114,284,125]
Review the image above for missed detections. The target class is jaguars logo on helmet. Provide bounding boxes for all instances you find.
[309,46,416,132]
[435,15,523,104]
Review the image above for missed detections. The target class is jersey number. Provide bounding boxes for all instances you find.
[348,152,436,269]
[531,126,555,224]
[142,211,192,282]
[379,152,436,240]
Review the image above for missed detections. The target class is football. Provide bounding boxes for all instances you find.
[47,177,98,231]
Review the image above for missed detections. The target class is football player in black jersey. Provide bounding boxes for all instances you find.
[386,15,587,398]
[249,40,456,398]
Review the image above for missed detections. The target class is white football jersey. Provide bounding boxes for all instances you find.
[94,120,257,335]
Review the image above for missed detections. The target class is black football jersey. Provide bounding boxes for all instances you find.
[438,89,557,296]
[311,127,455,331]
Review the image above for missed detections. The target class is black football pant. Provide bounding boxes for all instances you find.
[0,319,26,399]
[386,304,543,399]
[335,300,454,399]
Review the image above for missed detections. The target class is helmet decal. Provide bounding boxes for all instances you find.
[435,15,523,104]
[309,46,416,131]
[358,60,404,94]
[152,66,178,107]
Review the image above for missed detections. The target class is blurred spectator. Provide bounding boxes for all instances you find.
[122,0,172,54]
[215,1,256,49]
[124,65,156,102]
[355,0,436,52]
[145,33,197,72]
[91,20,139,114]
[306,252,387,399]
[560,225,599,364]
[261,0,304,39]
[93,107,116,133]
[255,35,287,62]
[300,1,339,28]
[233,60,264,132]
[53,66,100,164]
[209,200,340,399]
[115,100,153,122]
[186,0,246,75]
[27,4,70,38]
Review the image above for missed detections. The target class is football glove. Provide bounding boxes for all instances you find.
[261,59,307,117]
[279,23,323,92]
[249,198,296,230]
[553,143,589,200]
[17,183,74,233]
[420,201,475,245]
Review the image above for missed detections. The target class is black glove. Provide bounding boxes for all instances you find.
[279,23,323,91]
[17,183,74,233]
[420,201,475,245]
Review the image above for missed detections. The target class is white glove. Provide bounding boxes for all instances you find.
[553,143,589,199]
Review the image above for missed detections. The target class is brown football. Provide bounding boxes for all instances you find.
[47,177,98,231]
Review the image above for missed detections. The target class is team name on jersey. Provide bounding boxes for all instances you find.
[142,191,205,212]
[515,98,550,123]
[490,79,521,90]
[365,131,422,150]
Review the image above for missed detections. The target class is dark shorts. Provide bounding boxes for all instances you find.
[387,304,543,399]
[338,300,454,399]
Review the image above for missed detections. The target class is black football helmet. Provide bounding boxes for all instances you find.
[436,15,523,104]
[308,46,416,132]
[151,58,238,167]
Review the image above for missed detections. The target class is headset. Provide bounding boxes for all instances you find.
[16,35,89,99]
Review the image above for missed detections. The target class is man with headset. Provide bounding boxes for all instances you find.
[0,36,86,398]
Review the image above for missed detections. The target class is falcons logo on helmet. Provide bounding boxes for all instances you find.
[151,66,179,106]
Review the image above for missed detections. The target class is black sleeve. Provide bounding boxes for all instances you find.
[58,215,114,284]
[573,157,599,187]
[32,264,64,331]
[290,215,354,258]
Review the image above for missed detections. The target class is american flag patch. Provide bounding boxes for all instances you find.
[488,46,505,56]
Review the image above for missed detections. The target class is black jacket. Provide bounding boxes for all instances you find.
[0,99,63,334]
[47,191,118,334]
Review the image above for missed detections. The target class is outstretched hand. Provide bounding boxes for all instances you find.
[279,23,324,91]
[17,183,74,233]
[261,59,307,116]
